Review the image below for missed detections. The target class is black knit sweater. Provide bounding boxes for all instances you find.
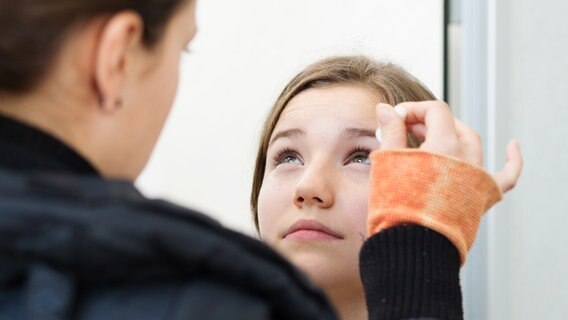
[0,115,463,319]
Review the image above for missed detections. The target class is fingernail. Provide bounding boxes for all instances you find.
[394,105,407,120]
[375,128,382,143]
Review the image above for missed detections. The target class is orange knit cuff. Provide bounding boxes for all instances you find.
[367,149,503,265]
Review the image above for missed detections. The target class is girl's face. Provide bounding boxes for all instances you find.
[257,85,380,294]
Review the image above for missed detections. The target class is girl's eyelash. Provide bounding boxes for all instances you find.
[346,146,372,163]
[271,146,370,166]
[272,148,300,165]
[352,146,371,154]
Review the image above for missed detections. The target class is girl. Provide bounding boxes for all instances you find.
[252,55,522,319]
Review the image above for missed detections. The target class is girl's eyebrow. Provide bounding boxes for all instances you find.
[269,127,375,146]
[269,128,305,146]
[341,128,376,139]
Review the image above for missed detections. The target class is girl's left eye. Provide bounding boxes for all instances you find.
[346,147,371,165]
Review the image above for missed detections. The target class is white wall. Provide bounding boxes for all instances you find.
[136,0,444,234]
[490,0,568,318]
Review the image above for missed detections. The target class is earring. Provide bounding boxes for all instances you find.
[97,93,105,108]
[98,95,123,110]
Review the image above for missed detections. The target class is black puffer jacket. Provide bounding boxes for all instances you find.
[0,169,337,319]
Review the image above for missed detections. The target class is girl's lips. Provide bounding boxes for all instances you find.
[283,219,343,240]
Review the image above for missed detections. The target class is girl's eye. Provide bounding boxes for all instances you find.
[351,154,370,164]
[282,155,301,164]
[346,147,371,165]
[273,148,303,166]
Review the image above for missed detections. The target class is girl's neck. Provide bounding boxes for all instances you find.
[327,284,368,320]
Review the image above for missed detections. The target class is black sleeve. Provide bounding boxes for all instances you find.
[359,225,463,320]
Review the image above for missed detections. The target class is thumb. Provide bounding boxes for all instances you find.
[376,103,408,150]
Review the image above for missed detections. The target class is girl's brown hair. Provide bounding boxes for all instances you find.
[250,55,437,232]
[0,0,190,93]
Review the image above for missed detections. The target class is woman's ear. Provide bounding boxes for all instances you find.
[93,11,144,112]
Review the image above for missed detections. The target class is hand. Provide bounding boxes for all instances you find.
[375,101,523,193]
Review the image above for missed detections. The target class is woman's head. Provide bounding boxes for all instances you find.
[0,0,191,93]
[251,55,436,296]
[0,0,197,179]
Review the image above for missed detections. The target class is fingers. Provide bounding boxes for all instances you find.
[375,103,407,150]
[493,140,523,193]
[453,118,484,165]
[377,100,493,172]
[407,123,427,141]
[397,101,460,155]
[400,101,458,138]
[408,118,483,165]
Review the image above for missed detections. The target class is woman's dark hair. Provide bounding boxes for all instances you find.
[0,0,189,93]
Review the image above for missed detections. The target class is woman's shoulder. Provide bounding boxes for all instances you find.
[0,168,338,320]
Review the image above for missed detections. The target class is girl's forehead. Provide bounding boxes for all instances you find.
[285,85,379,110]
[280,86,378,120]
[270,105,378,147]
[278,103,377,127]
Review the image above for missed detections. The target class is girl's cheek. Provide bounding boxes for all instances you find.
[347,189,370,237]
[257,178,294,242]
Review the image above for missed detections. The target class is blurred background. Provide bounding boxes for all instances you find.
[136,0,568,319]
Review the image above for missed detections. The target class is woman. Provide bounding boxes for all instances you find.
[0,1,337,319]
[251,55,523,319]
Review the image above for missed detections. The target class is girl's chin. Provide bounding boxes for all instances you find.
[285,249,345,276]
